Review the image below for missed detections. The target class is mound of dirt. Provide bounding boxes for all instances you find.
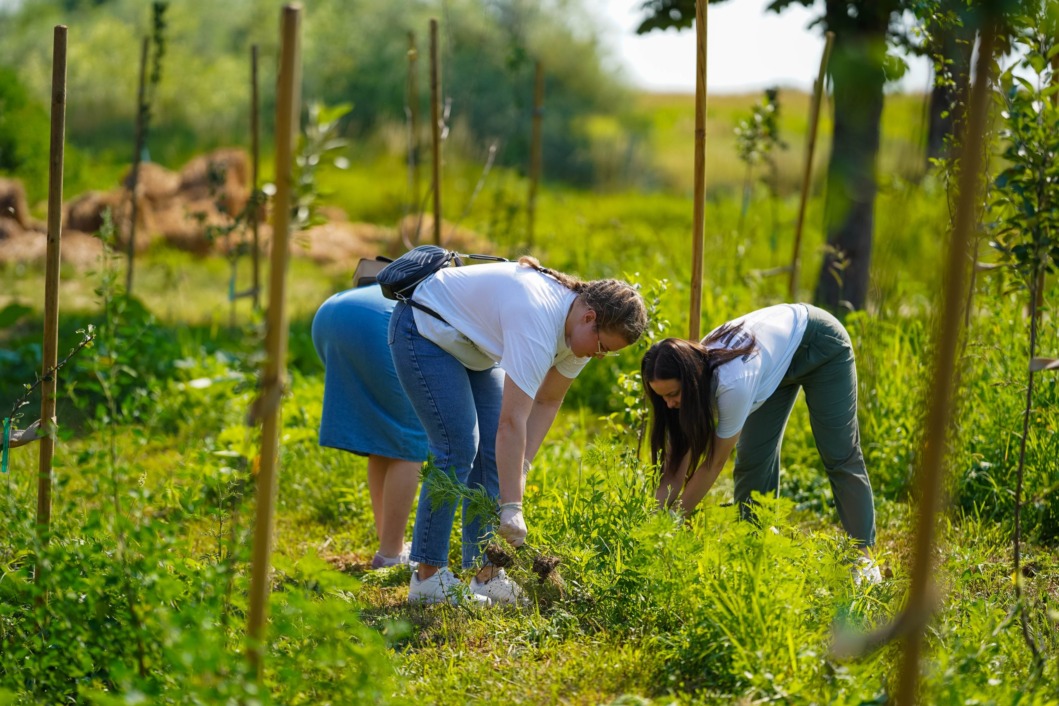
[0,178,32,228]
[123,162,181,205]
[1,152,500,271]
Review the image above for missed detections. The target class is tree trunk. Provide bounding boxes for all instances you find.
[813,2,893,313]
[926,13,975,164]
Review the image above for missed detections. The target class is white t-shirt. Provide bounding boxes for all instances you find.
[704,303,809,438]
[411,262,591,397]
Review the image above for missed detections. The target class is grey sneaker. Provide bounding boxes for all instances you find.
[371,542,415,571]
[470,569,526,606]
[408,567,489,605]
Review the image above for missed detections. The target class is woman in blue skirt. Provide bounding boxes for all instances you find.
[312,284,428,570]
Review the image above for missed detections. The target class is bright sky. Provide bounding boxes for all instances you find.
[601,0,933,94]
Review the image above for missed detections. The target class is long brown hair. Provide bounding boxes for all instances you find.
[518,256,648,344]
[641,325,756,489]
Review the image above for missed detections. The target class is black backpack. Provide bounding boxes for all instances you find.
[376,245,506,322]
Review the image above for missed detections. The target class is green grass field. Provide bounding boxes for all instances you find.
[1,88,1057,704]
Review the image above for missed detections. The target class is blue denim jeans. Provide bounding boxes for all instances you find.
[389,302,504,569]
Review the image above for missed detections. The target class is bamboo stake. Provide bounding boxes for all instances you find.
[788,31,834,301]
[247,3,301,678]
[895,20,997,706]
[35,25,67,586]
[407,31,420,222]
[688,0,707,341]
[430,18,442,245]
[527,60,544,249]
[251,43,261,311]
[125,37,149,295]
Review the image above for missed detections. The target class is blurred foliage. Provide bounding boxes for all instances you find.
[988,6,1059,288]
[0,65,50,198]
[0,0,634,195]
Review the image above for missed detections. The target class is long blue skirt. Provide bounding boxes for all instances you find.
[311,284,428,462]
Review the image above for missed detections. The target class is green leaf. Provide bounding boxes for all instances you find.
[1014,76,1036,94]
[1027,52,1047,75]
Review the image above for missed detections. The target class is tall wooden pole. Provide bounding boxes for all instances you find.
[251,44,261,311]
[430,18,442,245]
[789,31,834,301]
[407,31,420,217]
[895,20,996,706]
[689,0,707,341]
[247,3,301,678]
[35,25,67,586]
[527,61,544,249]
[125,37,149,295]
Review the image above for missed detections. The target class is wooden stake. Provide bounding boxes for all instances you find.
[895,20,996,706]
[407,31,420,221]
[430,18,442,245]
[688,0,707,341]
[247,3,301,678]
[35,24,67,586]
[788,31,834,301]
[251,43,261,311]
[527,61,544,250]
[125,36,149,295]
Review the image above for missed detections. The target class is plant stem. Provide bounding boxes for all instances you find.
[1013,276,1043,668]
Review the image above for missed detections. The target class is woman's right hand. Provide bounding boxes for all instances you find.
[498,502,527,547]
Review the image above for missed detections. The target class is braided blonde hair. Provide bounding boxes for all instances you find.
[518,256,648,344]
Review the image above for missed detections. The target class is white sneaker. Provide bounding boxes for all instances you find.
[470,569,526,606]
[853,556,883,587]
[408,567,489,605]
[371,542,416,571]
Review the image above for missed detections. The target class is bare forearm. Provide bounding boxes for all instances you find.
[675,460,724,513]
[655,452,689,509]
[495,419,527,504]
[674,433,740,513]
[524,400,562,463]
[656,472,679,508]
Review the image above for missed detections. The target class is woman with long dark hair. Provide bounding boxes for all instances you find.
[641,303,880,584]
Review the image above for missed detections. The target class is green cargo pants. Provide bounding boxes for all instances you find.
[733,305,877,547]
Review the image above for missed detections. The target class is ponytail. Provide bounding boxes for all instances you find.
[518,256,586,292]
[519,256,648,344]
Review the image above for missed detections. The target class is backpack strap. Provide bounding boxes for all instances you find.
[399,296,449,325]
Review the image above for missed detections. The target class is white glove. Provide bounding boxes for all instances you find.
[498,502,527,548]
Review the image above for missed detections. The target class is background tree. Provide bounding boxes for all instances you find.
[637,0,903,313]
[0,66,50,198]
[916,0,977,164]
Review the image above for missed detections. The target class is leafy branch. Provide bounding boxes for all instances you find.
[6,325,96,423]
[421,459,498,530]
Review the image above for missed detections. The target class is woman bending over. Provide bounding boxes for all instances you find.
[641,303,880,584]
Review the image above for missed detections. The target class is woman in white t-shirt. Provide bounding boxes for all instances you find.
[641,304,880,583]
[390,256,648,605]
